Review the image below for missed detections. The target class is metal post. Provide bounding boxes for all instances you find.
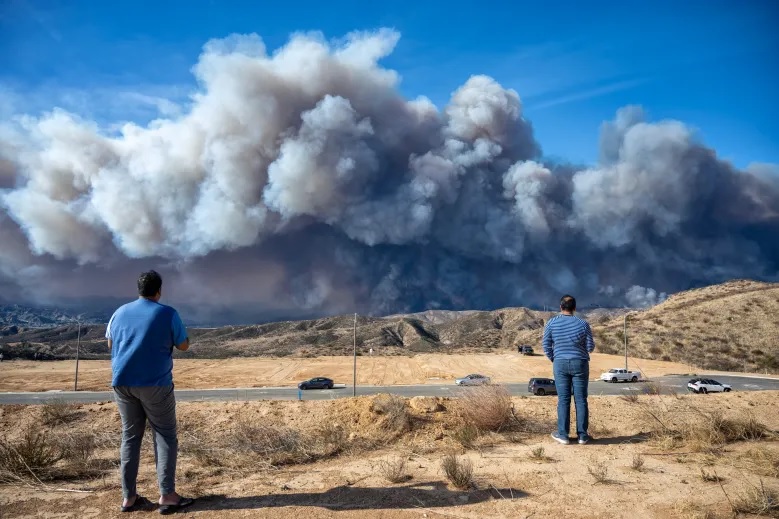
[623,314,628,371]
[74,321,81,391]
[352,313,357,397]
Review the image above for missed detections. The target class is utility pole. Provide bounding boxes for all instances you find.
[623,314,628,371]
[74,321,81,391]
[352,313,357,397]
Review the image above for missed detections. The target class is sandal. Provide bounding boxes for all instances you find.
[159,497,194,515]
[121,495,153,512]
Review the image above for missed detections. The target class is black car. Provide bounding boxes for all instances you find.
[298,377,334,390]
[518,345,534,355]
[528,377,557,396]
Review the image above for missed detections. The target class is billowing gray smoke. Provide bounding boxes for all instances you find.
[1,30,778,322]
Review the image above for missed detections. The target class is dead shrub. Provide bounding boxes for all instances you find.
[377,456,411,483]
[528,446,553,463]
[0,430,61,482]
[371,394,412,436]
[630,453,645,471]
[732,481,779,517]
[738,447,779,477]
[441,454,473,490]
[644,382,662,396]
[641,405,771,452]
[587,461,611,484]
[58,433,95,466]
[460,385,512,432]
[311,425,347,457]
[41,399,77,426]
[231,420,310,465]
[451,425,478,449]
[619,391,640,404]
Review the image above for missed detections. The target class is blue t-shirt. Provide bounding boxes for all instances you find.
[106,299,188,387]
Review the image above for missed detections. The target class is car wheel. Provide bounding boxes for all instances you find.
[327,383,333,389]
[724,388,731,392]
[701,387,708,394]
[611,377,618,383]
[631,376,638,382]
[537,389,545,396]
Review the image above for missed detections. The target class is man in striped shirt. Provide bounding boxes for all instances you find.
[542,295,595,445]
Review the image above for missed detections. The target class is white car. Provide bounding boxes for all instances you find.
[600,368,642,383]
[687,378,732,394]
[455,374,491,386]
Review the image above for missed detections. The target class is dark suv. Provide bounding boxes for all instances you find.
[528,378,557,396]
[518,345,534,355]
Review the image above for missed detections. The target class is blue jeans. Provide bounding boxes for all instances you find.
[553,358,589,439]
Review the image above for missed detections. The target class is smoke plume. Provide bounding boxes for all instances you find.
[1,30,777,321]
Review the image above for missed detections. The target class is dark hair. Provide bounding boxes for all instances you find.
[138,270,163,297]
[560,295,576,312]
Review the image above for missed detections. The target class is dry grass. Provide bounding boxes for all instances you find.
[377,456,411,483]
[0,429,61,482]
[370,394,412,436]
[41,398,77,426]
[441,454,473,489]
[231,419,348,466]
[451,424,479,449]
[619,391,640,403]
[630,453,645,471]
[737,447,779,477]
[732,481,779,517]
[459,384,513,432]
[642,403,771,452]
[587,461,611,484]
[672,500,716,519]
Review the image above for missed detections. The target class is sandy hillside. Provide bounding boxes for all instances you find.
[0,352,701,392]
[586,279,779,373]
[1,390,777,518]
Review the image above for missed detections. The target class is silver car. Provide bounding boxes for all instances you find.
[455,374,491,386]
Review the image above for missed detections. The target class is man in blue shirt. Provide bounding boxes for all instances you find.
[106,270,194,514]
[542,294,596,445]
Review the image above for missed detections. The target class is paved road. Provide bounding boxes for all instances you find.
[1,374,777,405]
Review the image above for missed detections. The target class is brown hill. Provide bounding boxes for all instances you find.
[1,279,777,372]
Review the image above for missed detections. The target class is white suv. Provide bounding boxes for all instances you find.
[687,378,732,394]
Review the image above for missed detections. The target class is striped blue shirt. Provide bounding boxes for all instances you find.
[542,314,595,362]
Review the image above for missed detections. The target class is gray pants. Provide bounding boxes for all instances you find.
[113,385,178,498]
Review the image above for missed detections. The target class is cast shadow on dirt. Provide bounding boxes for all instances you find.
[191,482,527,512]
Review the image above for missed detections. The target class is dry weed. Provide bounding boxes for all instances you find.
[41,399,77,426]
[57,432,95,466]
[460,385,512,432]
[732,481,779,517]
[371,394,412,436]
[630,453,645,471]
[441,454,473,490]
[451,425,478,449]
[377,456,411,484]
[672,499,716,519]
[619,391,640,404]
[737,447,779,477]
[0,429,61,482]
[587,461,611,484]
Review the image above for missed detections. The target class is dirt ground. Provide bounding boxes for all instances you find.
[0,353,712,392]
[0,390,778,518]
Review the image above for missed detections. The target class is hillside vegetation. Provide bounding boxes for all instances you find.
[1,280,777,372]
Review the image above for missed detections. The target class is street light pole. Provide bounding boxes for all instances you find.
[623,314,628,371]
[74,321,81,391]
[352,313,357,397]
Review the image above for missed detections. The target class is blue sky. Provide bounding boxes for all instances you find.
[1,0,777,168]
